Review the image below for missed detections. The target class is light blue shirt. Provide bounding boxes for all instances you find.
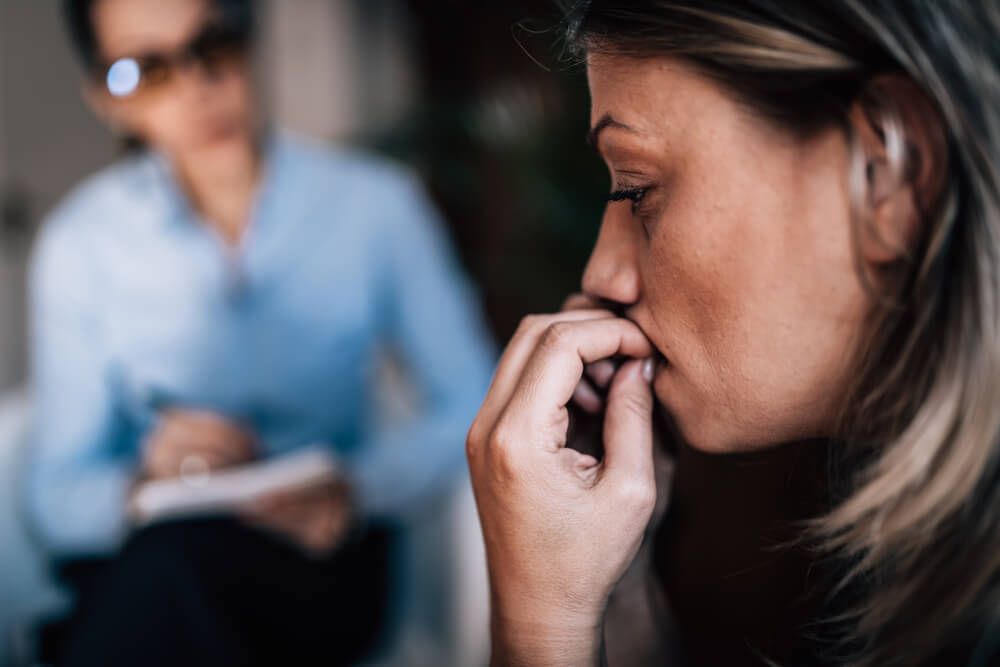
[25,131,495,556]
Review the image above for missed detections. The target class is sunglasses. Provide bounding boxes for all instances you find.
[99,21,250,98]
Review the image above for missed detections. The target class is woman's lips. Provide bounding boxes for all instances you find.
[620,311,667,369]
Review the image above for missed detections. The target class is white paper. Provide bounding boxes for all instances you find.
[131,448,340,523]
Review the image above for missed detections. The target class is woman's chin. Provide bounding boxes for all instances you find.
[651,365,743,454]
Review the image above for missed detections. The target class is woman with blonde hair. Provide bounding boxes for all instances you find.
[467,1,1000,665]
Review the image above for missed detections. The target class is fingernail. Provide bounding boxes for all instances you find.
[642,357,655,382]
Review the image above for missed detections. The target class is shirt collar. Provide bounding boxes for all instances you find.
[140,127,286,231]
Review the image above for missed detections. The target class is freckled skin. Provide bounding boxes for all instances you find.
[584,53,867,452]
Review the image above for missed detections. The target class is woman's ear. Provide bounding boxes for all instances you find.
[848,74,949,266]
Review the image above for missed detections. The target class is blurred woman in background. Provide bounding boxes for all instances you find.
[468,1,1000,665]
[26,0,494,665]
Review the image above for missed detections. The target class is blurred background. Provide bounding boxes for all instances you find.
[0,1,606,665]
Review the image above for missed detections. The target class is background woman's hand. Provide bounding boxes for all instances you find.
[467,308,659,666]
[139,409,257,481]
[241,479,354,557]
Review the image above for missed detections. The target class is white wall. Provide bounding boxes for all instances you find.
[260,0,417,141]
[0,1,16,393]
[0,1,118,393]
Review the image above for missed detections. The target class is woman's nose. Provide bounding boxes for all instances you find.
[581,212,642,308]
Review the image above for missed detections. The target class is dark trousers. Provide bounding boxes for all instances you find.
[47,517,391,667]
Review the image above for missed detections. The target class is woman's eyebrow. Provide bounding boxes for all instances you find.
[587,113,636,148]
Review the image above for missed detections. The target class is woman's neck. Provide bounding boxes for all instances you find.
[173,135,262,246]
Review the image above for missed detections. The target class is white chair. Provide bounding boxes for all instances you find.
[371,476,490,667]
[0,391,66,667]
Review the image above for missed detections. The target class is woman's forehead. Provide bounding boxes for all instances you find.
[587,54,739,149]
[93,0,210,59]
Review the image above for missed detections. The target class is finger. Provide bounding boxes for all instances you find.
[571,379,604,414]
[165,410,255,447]
[161,417,255,462]
[505,319,655,442]
[561,293,599,311]
[197,424,256,460]
[295,479,341,500]
[586,358,618,389]
[305,521,337,555]
[310,505,339,543]
[149,437,244,477]
[143,438,222,479]
[176,442,248,470]
[161,409,235,439]
[243,496,310,530]
[486,310,614,407]
[166,409,243,431]
[315,501,351,553]
[601,358,656,486]
[474,310,616,435]
[259,502,337,555]
[246,490,290,513]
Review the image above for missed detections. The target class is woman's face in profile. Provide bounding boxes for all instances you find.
[585,53,869,453]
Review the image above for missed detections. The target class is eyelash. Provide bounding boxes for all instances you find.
[607,186,651,215]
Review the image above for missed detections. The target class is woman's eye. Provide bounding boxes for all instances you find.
[606,186,651,215]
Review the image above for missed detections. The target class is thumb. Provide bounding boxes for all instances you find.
[601,358,655,486]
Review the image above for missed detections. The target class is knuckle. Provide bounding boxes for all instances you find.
[539,321,575,352]
[487,416,524,474]
[562,293,600,312]
[617,479,656,513]
[515,313,547,338]
[488,415,517,455]
[561,293,585,310]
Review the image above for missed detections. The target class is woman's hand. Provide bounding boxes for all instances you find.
[139,409,257,481]
[467,308,659,667]
[563,293,625,415]
[242,479,354,557]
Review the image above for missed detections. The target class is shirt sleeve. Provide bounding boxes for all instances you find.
[346,173,496,519]
[25,216,136,557]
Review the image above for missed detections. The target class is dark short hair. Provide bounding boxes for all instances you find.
[61,0,254,71]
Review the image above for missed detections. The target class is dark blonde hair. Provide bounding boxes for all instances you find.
[563,1,1000,665]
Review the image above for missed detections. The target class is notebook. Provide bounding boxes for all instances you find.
[131,448,340,523]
